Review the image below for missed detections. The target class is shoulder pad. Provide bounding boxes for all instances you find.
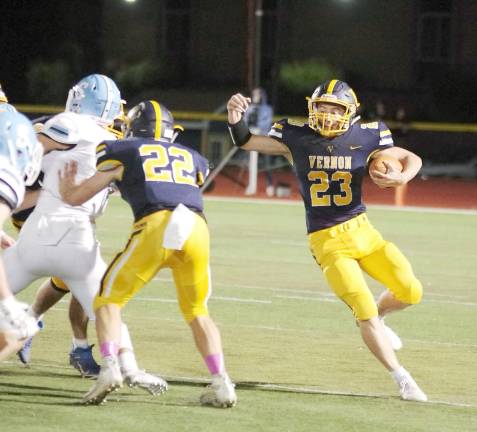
[360,122,379,130]
[42,112,114,146]
[287,118,305,127]
[41,112,82,145]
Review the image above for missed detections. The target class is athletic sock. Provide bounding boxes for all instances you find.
[390,366,409,384]
[72,338,89,349]
[119,349,139,375]
[205,353,224,375]
[100,341,119,359]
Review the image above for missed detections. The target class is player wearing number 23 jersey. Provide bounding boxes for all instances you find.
[226,80,428,402]
[269,117,391,233]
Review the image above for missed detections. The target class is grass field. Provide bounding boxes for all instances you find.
[1,196,476,432]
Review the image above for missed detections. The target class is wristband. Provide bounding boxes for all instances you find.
[228,118,252,147]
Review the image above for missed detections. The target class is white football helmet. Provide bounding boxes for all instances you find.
[65,74,124,128]
[0,107,43,186]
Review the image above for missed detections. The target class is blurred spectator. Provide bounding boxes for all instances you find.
[375,99,386,120]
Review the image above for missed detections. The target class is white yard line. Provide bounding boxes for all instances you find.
[275,294,338,303]
[1,361,473,409]
[134,295,271,305]
[152,276,475,303]
[203,195,477,215]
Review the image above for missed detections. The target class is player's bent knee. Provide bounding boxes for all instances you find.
[50,277,69,293]
[398,278,423,305]
[94,295,128,311]
[181,306,209,323]
[340,292,378,322]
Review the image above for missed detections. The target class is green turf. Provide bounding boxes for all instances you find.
[2,197,476,432]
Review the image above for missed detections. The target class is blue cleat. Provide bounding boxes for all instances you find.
[17,319,44,365]
[69,345,100,378]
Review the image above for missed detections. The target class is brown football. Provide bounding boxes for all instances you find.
[369,154,403,174]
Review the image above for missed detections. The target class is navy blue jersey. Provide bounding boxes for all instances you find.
[269,119,393,233]
[96,137,209,221]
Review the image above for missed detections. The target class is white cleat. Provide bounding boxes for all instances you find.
[123,370,168,395]
[399,375,428,402]
[383,323,403,351]
[82,357,123,405]
[200,374,237,408]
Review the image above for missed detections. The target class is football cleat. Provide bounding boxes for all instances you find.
[17,337,33,364]
[200,374,237,408]
[17,320,43,364]
[123,370,168,395]
[399,375,428,402]
[69,345,101,377]
[82,356,123,405]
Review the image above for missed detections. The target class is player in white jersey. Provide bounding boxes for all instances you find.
[1,83,97,371]
[0,106,43,361]
[2,75,167,395]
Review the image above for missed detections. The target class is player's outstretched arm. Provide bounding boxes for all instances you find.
[227,93,289,156]
[58,161,122,206]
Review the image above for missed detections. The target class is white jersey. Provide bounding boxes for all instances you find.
[0,158,25,210]
[3,112,115,319]
[34,112,115,219]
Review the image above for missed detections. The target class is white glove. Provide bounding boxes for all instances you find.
[0,296,39,340]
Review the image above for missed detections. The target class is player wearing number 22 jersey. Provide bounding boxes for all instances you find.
[96,137,208,222]
[60,100,236,407]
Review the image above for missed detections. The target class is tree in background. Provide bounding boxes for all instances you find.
[278,58,344,115]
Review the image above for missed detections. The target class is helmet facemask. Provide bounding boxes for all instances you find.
[308,98,356,137]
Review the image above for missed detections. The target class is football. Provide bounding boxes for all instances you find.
[369,154,403,174]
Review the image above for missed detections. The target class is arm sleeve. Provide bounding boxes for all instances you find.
[378,121,394,147]
[96,140,124,172]
[267,119,287,142]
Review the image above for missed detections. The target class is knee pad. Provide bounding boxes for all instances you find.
[398,277,423,305]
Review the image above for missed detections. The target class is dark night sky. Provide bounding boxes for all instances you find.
[0,0,103,102]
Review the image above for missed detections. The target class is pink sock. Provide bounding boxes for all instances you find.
[205,353,224,375]
[100,341,119,358]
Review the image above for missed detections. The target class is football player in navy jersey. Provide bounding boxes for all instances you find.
[59,100,237,408]
[227,80,428,402]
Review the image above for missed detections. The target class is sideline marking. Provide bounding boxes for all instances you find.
[203,195,477,215]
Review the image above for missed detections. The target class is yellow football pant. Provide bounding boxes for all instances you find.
[309,213,422,320]
[95,210,211,322]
